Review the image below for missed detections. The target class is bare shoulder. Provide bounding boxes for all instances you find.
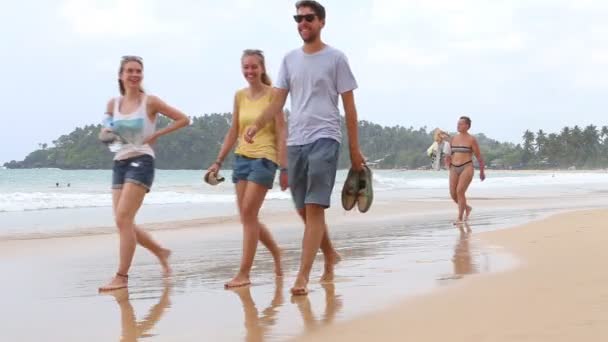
[146,94,161,105]
[106,98,115,113]
[235,88,246,100]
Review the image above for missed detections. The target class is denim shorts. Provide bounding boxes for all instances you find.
[232,155,278,189]
[288,138,340,209]
[112,154,155,192]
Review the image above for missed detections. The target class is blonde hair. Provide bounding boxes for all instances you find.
[242,49,272,86]
[433,128,450,143]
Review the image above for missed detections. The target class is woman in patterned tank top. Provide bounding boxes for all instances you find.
[99,56,190,292]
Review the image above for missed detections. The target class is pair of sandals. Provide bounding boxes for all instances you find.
[341,165,373,213]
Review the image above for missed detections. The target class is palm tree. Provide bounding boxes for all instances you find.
[600,126,608,165]
[601,126,608,144]
[582,125,599,167]
[535,129,547,165]
[522,130,536,166]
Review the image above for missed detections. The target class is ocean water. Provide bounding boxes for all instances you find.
[1,168,607,238]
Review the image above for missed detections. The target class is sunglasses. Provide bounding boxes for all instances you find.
[293,14,316,23]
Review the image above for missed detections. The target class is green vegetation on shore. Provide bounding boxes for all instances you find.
[4,114,608,170]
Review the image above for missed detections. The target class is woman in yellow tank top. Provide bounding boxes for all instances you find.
[207,49,288,288]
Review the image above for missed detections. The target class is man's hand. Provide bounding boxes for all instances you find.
[244,125,259,144]
[279,169,289,191]
[350,148,365,171]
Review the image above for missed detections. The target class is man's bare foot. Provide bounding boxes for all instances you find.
[99,273,128,292]
[273,250,283,277]
[321,262,334,283]
[320,251,341,282]
[465,206,473,220]
[225,273,251,289]
[291,276,309,296]
[330,251,342,265]
[159,248,172,277]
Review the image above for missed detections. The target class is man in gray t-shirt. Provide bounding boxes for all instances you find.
[276,45,358,146]
[244,0,364,296]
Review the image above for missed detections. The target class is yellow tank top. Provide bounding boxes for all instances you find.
[234,88,278,164]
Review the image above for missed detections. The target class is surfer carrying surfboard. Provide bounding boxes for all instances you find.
[427,128,451,170]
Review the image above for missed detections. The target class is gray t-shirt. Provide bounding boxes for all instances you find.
[276,45,358,146]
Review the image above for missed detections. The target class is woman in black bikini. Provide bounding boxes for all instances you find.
[446,116,486,225]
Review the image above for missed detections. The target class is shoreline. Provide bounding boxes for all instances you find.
[2,192,604,241]
[295,208,608,342]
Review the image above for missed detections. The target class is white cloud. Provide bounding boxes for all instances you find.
[447,33,525,53]
[367,44,448,67]
[59,0,186,37]
[367,0,525,67]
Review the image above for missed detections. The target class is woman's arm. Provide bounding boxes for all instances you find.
[145,96,190,145]
[472,137,486,181]
[210,94,240,172]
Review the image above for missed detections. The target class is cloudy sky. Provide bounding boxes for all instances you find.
[1,0,606,163]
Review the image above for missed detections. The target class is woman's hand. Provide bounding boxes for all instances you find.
[207,161,221,174]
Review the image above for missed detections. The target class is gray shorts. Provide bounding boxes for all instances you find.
[288,138,340,210]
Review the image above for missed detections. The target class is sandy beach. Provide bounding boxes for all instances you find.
[1,175,608,341]
[296,209,608,342]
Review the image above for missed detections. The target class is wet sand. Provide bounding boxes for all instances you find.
[296,209,608,342]
[0,195,606,341]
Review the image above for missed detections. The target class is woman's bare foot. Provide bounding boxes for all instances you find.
[465,206,473,220]
[99,273,129,292]
[159,248,172,277]
[291,275,309,296]
[225,273,251,289]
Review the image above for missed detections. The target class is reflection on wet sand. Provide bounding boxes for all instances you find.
[437,222,478,283]
[453,223,477,277]
[230,278,285,342]
[229,279,342,341]
[106,282,172,341]
[292,283,343,337]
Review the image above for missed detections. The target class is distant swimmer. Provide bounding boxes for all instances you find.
[445,116,486,225]
[98,55,190,292]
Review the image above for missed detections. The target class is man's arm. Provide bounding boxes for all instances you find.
[244,88,289,143]
[341,90,364,171]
